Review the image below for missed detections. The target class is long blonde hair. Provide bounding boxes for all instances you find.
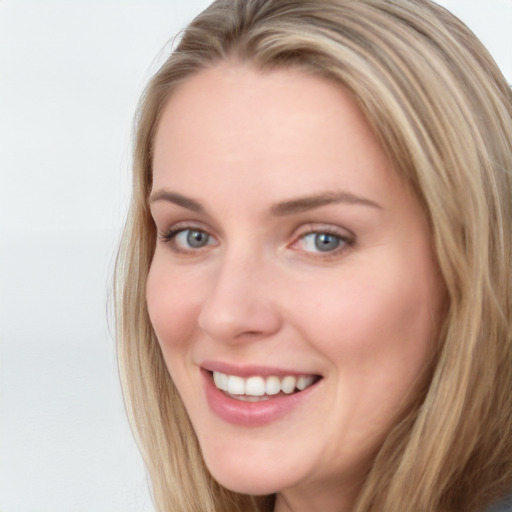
[115,1,512,510]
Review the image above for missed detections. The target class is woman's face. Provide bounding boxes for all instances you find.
[147,64,442,508]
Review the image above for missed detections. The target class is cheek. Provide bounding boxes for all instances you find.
[146,256,202,355]
[287,259,438,382]
[295,265,438,442]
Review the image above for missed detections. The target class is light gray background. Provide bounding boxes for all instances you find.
[0,1,510,511]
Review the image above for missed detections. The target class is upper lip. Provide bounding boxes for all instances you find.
[200,360,321,378]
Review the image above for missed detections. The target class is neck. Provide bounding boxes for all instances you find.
[273,479,361,512]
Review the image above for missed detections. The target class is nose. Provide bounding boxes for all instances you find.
[197,253,282,344]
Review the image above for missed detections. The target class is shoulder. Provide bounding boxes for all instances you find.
[486,496,512,512]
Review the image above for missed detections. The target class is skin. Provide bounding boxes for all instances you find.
[146,63,443,512]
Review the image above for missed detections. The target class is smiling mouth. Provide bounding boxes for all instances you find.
[210,371,322,402]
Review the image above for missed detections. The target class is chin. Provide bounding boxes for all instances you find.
[201,448,296,496]
[217,476,275,495]
[208,468,282,496]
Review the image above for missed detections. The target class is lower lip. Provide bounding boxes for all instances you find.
[202,370,319,427]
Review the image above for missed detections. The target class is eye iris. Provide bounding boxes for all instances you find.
[186,230,209,248]
[314,233,341,252]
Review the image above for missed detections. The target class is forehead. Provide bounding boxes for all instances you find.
[151,63,400,209]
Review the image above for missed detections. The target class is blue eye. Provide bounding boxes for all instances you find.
[300,232,345,253]
[159,227,216,253]
[174,229,213,249]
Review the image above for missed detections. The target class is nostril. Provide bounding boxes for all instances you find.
[197,297,282,344]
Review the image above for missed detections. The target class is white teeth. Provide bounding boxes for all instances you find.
[265,376,281,395]
[245,376,265,396]
[227,375,245,395]
[297,376,314,391]
[213,371,228,391]
[212,371,317,397]
[281,376,296,394]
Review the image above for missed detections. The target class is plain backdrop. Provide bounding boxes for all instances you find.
[0,1,510,511]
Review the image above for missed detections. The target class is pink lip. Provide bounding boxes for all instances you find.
[201,360,316,378]
[201,368,321,427]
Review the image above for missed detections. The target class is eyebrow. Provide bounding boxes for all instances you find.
[149,190,205,213]
[149,189,382,215]
[270,191,382,216]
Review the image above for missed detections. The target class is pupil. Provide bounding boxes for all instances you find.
[187,230,208,248]
[315,233,340,252]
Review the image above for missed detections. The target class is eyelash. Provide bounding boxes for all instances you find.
[291,228,354,259]
[158,224,216,255]
[157,223,354,259]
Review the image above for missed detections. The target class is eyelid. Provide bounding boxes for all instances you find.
[157,221,218,254]
[158,220,202,235]
[156,220,354,259]
[289,223,355,258]
[292,222,354,240]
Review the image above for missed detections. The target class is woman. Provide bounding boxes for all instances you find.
[115,0,512,510]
